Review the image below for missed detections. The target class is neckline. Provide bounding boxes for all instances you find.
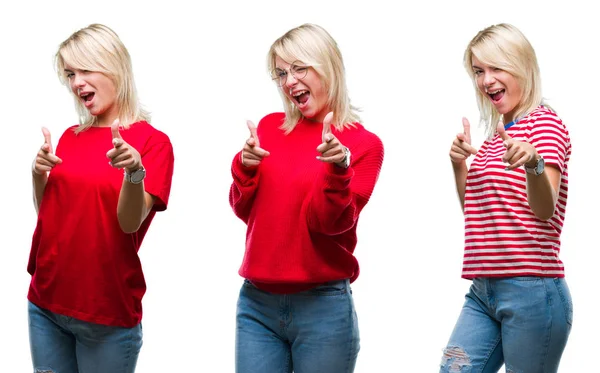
[503,105,543,130]
[504,119,518,130]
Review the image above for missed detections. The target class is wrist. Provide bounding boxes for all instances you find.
[525,156,540,169]
[451,159,467,169]
[524,155,545,176]
[124,165,146,184]
[334,146,351,169]
[31,161,44,176]
[125,162,143,174]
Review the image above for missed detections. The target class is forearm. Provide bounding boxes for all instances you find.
[117,178,150,233]
[307,164,361,235]
[526,172,558,221]
[32,172,48,214]
[452,161,468,212]
[230,152,260,222]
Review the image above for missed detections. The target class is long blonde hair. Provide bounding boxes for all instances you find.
[267,23,360,133]
[55,24,150,133]
[464,23,547,138]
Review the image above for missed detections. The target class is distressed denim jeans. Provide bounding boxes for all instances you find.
[236,279,360,373]
[440,277,573,373]
[28,301,142,373]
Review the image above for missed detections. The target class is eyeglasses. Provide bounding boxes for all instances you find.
[271,61,309,87]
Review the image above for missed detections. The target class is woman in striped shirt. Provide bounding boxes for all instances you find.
[441,23,573,373]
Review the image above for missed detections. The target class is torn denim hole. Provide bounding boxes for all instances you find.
[441,346,472,372]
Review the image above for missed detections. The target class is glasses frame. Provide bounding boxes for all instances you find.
[271,61,309,87]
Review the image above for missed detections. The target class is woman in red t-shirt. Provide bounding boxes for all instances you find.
[230,24,384,372]
[442,23,572,373]
[28,24,174,373]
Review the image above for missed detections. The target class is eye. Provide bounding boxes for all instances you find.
[473,69,483,76]
[292,66,308,74]
[65,72,74,79]
[274,69,287,78]
[493,67,503,72]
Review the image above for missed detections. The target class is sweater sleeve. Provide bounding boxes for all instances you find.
[306,133,384,235]
[229,151,260,224]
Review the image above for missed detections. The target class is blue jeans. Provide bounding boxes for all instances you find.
[440,277,573,373]
[236,279,360,373]
[28,301,143,373]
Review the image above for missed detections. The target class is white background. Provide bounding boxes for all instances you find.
[0,0,597,371]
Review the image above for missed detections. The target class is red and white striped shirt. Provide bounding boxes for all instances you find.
[462,106,571,279]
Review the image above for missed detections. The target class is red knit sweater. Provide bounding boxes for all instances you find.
[229,113,384,293]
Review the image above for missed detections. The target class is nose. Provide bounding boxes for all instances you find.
[483,72,496,88]
[73,73,86,88]
[284,71,298,88]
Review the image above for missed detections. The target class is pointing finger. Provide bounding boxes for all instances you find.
[322,112,334,142]
[247,120,259,147]
[497,121,511,142]
[111,119,122,140]
[462,117,472,144]
[41,127,53,152]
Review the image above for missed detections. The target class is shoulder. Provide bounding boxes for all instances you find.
[526,106,564,128]
[55,125,80,143]
[60,125,79,136]
[258,112,285,128]
[128,121,172,145]
[525,106,569,138]
[345,123,383,148]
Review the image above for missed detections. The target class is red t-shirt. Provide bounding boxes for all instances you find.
[229,113,384,293]
[27,121,174,327]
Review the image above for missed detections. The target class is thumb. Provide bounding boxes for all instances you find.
[41,127,53,152]
[322,111,334,142]
[497,121,511,142]
[246,120,259,147]
[111,119,122,146]
[462,117,472,144]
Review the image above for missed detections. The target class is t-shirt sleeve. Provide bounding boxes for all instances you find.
[141,136,174,211]
[527,111,571,173]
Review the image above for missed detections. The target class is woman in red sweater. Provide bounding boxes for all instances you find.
[28,24,174,373]
[230,23,384,373]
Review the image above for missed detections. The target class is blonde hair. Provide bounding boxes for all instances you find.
[464,23,547,138]
[55,24,150,133]
[267,23,360,133]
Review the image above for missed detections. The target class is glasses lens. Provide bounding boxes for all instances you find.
[291,62,308,80]
[271,62,308,87]
[271,69,286,87]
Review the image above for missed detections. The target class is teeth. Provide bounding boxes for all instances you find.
[292,90,308,97]
[487,89,502,95]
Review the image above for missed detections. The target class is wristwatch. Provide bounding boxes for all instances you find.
[524,157,545,176]
[125,167,146,184]
[339,147,351,169]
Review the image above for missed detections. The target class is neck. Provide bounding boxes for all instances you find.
[503,111,516,125]
[94,107,120,127]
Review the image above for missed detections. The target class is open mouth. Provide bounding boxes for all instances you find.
[487,89,505,103]
[80,92,95,106]
[291,89,310,107]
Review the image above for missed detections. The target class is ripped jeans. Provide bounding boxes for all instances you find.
[440,277,572,373]
[28,301,142,373]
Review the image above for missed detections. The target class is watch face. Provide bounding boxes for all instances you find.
[536,158,545,174]
[130,169,146,183]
